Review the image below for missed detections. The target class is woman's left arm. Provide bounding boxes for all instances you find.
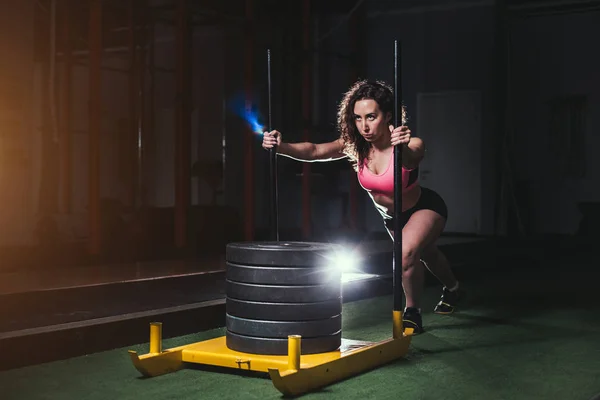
[402,137,425,169]
[390,125,425,169]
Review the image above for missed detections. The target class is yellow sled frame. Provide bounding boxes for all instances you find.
[129,312,413,397]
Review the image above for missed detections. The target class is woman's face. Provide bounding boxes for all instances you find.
[353,99,390,143]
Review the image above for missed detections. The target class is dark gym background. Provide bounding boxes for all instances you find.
[1,0,598,266]
[0,0,599,383]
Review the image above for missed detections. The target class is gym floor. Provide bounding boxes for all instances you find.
[1,243,598,400]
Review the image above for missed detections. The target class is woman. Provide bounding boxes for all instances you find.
[262,80,461,333]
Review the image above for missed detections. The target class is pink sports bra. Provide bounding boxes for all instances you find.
[357,151,419,197]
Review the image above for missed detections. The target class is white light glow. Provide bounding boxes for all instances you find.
[326,245,381,284]
[341,271,379,284]
[332,251,360,273]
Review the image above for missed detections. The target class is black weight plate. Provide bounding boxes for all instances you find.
[226,262,341,285]
[226,297,342,321]
[226,241,343,267]
[226,330,342,355]
[226,280,341,303]
[226,313,341,338]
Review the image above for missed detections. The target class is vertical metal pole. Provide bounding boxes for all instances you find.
[175,0,191,249]
[128,0,137,209]
[59,0,72,214]
[267,49,279,241]
[137,0,147,207]
[38,4,51,216]
[148,6,156,207]
[244,0,255,241]
[88,0,102,255]
[392,40,404,336]
[493,0,508,235]
[301,0,311,239]
[38,1,61,216]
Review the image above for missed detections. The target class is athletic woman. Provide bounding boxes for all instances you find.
[262,80,461,333]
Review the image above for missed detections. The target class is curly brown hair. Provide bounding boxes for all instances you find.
[337,80,406,171]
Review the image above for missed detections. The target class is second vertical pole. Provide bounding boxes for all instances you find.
[243,0,255,241]
[174,0,191,249]
[301,0,311,239]
[267,49,279,241]
[88,0,102,255]
[392,40,404,337]
[60,0,72,214]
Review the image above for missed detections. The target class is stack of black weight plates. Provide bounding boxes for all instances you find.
[225,242,343,355]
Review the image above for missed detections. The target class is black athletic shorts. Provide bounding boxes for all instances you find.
[384,187,448,232]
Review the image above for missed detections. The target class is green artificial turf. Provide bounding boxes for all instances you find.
[2,264,599,400]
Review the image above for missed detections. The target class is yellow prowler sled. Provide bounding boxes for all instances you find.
[129,40,413,396]
[129,312,413,397]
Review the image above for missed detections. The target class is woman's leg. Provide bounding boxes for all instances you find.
[399,209,447,310]
[421,244,458,290]
[422,243,462,314]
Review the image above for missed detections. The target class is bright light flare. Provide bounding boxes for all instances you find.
[325,246,379,284]
[332,251,360,273]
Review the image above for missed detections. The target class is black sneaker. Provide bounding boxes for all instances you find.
[403,307,424,334]
[434,286,462,314]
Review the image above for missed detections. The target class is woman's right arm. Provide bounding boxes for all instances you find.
[262,130,346,162]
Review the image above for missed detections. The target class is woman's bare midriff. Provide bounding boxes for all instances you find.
[371,185,421,216]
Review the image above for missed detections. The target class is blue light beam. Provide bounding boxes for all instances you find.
[227,92,266,135]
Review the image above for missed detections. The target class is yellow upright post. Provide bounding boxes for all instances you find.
[392,311,403,339]
[150,322,162,354]
[287,335,301,370]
